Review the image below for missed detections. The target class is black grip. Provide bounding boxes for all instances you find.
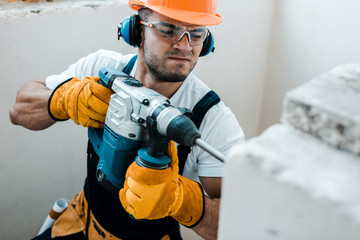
[166,115,201,146]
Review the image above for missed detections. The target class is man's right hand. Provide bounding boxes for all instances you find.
[48,76,112,128]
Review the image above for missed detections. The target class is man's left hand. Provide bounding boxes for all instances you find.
[119,141,205,227]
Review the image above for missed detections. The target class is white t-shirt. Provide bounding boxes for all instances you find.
[46,49,245,182]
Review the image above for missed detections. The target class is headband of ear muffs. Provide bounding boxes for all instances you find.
[118,14,215,57]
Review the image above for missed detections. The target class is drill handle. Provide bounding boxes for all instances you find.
[98,67,130,89]
[145,116,169,158]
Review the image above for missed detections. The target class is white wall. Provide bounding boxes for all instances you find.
[194,0,274,138]
[4,0,360,238]
[1,3,134,239]
[260,0,360,131]
[0,0,273,239]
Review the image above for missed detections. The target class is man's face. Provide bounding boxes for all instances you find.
[142,12,204,83]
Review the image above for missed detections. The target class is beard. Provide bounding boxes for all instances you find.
[144,43,197,83]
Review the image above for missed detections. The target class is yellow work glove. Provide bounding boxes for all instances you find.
[48,76,112,128]
[119,141,205,228]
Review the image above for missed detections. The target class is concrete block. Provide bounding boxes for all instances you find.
[219,124,360,240]
[281,63,360,155]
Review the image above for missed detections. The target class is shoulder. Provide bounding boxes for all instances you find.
[79,49,136,71]
[192,101,244,176]
[185,74,245,152]
[178,74,245,179]
[46,50,136,89]
[174,73,243,137]
[202,101,243,134]
[179,73,243,134]
[201,100,244,138]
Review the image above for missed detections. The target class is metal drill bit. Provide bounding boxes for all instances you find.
[195,138,226,163]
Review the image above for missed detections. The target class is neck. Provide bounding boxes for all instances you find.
[134,49,183,99]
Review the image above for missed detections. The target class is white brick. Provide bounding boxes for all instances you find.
[219,124,360,240]
[281,63,360,155]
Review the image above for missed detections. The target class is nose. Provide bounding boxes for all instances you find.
[173,32,192,51]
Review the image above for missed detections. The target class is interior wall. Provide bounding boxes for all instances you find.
[1,3,135,239]
[259,0,360,132]
[0,0,273,239]
[194,0,274,138]
[5,0,360,238]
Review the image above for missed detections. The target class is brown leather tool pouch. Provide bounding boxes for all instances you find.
[51,190,170,240]
[51,191,86,238]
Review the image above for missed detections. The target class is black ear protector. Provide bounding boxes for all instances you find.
[118,15,215,57]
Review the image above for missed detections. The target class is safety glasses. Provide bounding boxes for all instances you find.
[140,21,208,46]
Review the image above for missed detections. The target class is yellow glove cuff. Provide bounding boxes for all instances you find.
[170,176,205,228]
[48,78,75,121]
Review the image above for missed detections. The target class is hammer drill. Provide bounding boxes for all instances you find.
[88,67,225,192]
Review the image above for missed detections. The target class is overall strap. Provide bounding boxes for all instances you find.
[177,90,221,175]
[123,55,138,75]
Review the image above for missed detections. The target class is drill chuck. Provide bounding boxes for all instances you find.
[166,115,201,146]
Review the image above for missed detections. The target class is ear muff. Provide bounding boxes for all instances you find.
[118,15,215,57]
[199,31,215,57]
[118,14,141,47]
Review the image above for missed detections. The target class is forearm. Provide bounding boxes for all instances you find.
[9,80,56,130]
[192,197,220,240]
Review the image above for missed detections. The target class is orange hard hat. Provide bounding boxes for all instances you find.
[129,0,223,26]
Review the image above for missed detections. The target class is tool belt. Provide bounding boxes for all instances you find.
[51,190,170,240]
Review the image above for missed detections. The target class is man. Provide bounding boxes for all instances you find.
[9,0,244,239]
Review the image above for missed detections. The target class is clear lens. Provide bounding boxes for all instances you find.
[155,22,179,39]
[187,28,208,45]
[143,21,208,46]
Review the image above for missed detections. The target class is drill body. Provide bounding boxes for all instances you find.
[88,67,200,192]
